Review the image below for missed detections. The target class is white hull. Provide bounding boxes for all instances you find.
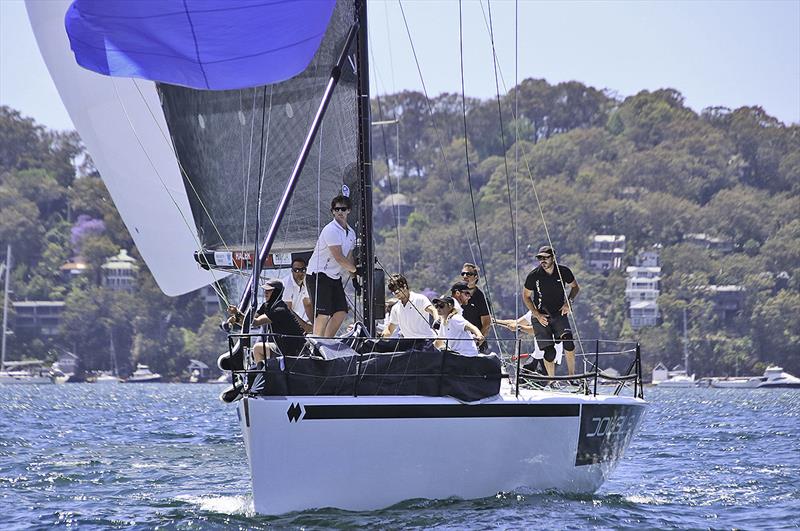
[0,371,52,384]
[238,386,646,514]
[654,375,696,388]
[710,367,800,389]
[710,378,762,389]
[124,376,162,383]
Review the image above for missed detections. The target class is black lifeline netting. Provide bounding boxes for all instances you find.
[156,0,360,255]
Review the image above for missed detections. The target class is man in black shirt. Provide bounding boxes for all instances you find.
[228,279,305,362]
[459,263,492,352]
[221,279,306,402]
[522,246,580,377]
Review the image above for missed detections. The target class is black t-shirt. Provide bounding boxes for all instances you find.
[523,265,575,316]
[256,301,305,356]
[462,287,490,330]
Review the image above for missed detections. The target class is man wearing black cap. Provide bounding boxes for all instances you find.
[221,278,306,402]
[432,295,484,356]
[523,245,580,377]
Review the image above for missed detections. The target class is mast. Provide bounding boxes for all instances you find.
[1,244,10,372]
[355,0,376,334]
[231,21,362,329]
[682,306,689,375]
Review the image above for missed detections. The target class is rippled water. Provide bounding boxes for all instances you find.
[0,384,798,530]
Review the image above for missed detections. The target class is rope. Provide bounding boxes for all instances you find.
[112,79,231,305]
[456,1,507,356]
[129,81,234,261]
[397,0,480,267]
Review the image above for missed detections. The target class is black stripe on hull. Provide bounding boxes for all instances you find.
[301,403,580,420]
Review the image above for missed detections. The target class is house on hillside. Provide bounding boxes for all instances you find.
[60,258,88,282]
[12,301,65,336]
[626,247,662,329]
[377,193,414,227]
[102,249,138,292]
[586,234,626,272]
[694,284,746,323]
[685,233,734,253]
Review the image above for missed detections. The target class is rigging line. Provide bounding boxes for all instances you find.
[471,3,586,358]
[241,88,259,248]
[111,78,230,306]
[383,1,397,94]
[252,85,273,317]
[484,0,520,351]
[457,0,502,348]
[372,107,404,271]
[397,0,479,267]
[128,80,234,262]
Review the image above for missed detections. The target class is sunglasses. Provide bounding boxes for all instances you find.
[460,271,477,277]
[457,290,472,296]
[536,255,552,261]
[291,267,306,272]
[434,302,448,309]
[332,206,350,212]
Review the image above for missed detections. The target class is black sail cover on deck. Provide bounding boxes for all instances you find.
[156,1,360,256]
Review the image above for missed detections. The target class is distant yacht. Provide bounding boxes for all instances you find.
[93,371,120,384]
[654,372,697,388]
[0,361,53,385]
[123,364,162,383]
[711,366,800,389]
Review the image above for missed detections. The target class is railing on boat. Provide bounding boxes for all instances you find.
[224,333,644,400]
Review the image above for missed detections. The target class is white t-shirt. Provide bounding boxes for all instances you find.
[307,220,356,279]
[438,313,479,356]
[388,291,435,339]
[283,276,310,323]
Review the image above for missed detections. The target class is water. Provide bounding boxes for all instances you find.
[1,385,798,530]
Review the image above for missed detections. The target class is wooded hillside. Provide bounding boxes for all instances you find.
[1,77,797,377]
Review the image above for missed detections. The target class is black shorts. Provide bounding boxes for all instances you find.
[530,313,571,361]
[307,273,348,316]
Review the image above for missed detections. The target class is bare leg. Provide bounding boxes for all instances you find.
[253,342,267,363]
[253,342,279,363]
[565,350,576,376]
[544,359,556,377]
[313,314,331,336]
[323,310,347,338]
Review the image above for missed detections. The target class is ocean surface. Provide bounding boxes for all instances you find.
[0,384,798,530]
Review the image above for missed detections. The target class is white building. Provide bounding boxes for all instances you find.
[587,234,626,272]
[626,249,661,329]
[102,249,139,292]
[651,362,668,383]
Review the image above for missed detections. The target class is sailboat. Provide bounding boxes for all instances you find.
[28,0,647,514]
[93,328,120,383]
[1,244,54,385]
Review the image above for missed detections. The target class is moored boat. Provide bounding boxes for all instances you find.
[0,361,53,385]
[654,372,696,388]
[123,364,162,383]
[711,366,800,389]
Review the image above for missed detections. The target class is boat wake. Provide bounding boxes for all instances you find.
[176,494,254,516]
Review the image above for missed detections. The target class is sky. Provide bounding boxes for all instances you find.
[1,0,798,133]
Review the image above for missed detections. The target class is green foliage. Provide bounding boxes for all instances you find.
[4,73,799,377]
[374,79,799,376]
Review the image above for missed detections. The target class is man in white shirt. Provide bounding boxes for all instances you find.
[432,295,484,356]
[307,195,357,337]
[283,257,313,329]
[382,274,437,339]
